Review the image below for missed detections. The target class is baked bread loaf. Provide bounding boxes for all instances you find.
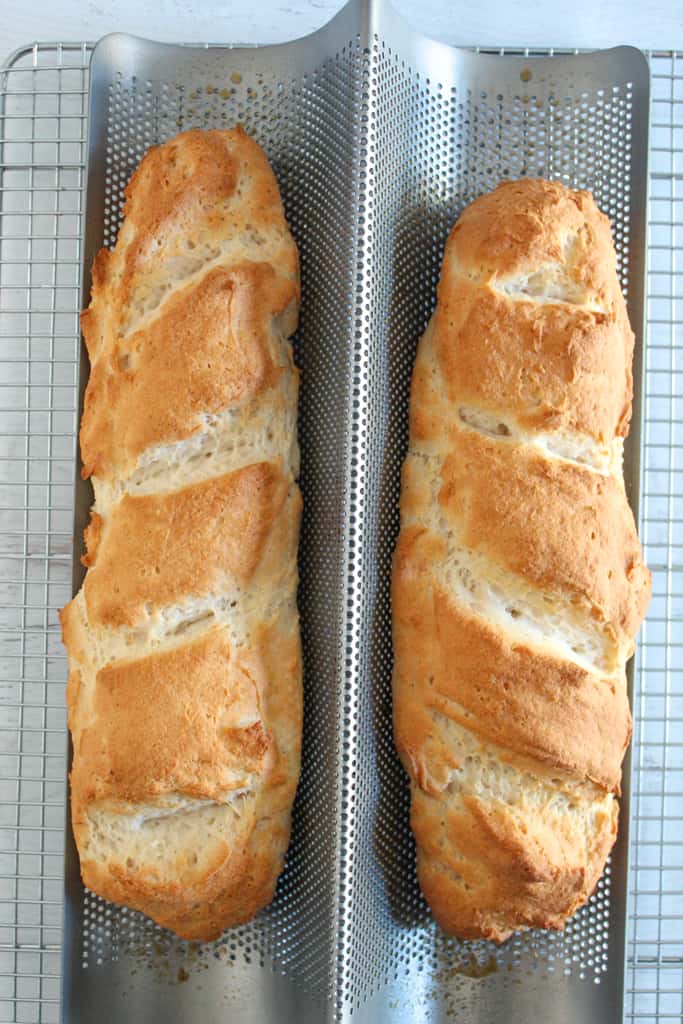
[392,179,650,941]
[60,128,302,940]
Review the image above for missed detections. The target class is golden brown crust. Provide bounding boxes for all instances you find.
[392,179,650,941]
[80,262,297,482]
[83,463,295,628]
[437,429,650,648]
[393,525,632,793]
[69,614,302,940]
[447,178,624,311]
[412,784,618,942]
[411,178,636,445]
[80,128,297,365]
[79,814,290,941]
[72,627,271,806]
[63,597,302,940]
[62,128,301,940]
[431,282,634,442]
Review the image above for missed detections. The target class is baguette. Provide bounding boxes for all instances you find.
[61,128,302,941]
[392,179,650,941]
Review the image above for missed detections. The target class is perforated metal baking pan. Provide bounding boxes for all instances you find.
[59,0,650,1020]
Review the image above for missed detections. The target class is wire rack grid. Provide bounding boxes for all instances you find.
[627,51,683,1024]
[0,40,680,1024]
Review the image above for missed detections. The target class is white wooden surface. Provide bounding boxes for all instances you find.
[1,0,682,63]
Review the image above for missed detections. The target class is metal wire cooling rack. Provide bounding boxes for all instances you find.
[626,52,683,1024]
[0,39,680,1024]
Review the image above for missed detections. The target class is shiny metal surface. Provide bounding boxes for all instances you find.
[1,2,677,1022]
